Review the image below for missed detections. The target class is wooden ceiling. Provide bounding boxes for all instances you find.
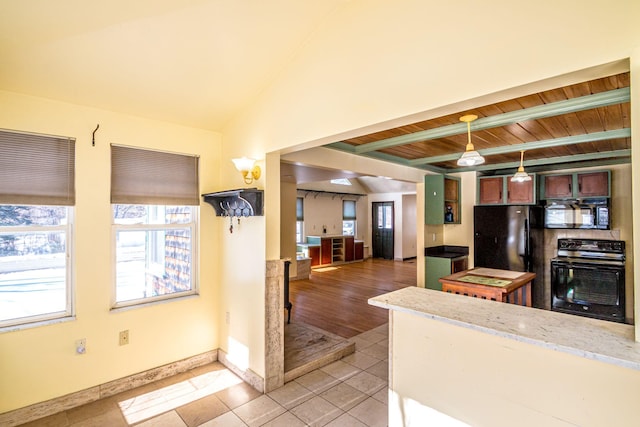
[327,72,630,175]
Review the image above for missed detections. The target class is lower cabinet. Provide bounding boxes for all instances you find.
[306,236,364,267]
[425,256,469,291]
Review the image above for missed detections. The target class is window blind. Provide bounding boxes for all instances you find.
[0,129,75,205]
[296,197,304,221]
[343,200,356,220]
[111,145,200,205]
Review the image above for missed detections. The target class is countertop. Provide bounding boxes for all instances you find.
[425,245,469,259]
[369,286,640,371]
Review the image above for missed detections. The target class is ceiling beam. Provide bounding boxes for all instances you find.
[327,142,446,174]
[408,128,630,166]
[453,149,631,174]
[333,87,630,155]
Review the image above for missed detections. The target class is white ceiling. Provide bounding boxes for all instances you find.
[0,0,347,131]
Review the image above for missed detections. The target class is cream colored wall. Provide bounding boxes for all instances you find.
[0,91,221,412]
[390,310,640,427]
[401,194,417,259]
[630,50,640,340]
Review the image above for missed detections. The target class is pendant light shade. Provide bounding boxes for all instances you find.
[511,150,532,182]
[457,114,485,167]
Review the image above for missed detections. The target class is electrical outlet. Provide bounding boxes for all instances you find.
[76,338,86,355]
[119,330,129,346]
[225,311,230,325]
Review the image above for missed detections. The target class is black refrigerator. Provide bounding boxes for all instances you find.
[474,205,544,308]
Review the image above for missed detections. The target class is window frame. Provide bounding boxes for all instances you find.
[111,204,199,310]
[296,197,304,243]
[0,206,75,331]
[342,199,357,236]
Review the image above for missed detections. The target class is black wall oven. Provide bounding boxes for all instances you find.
[551,238,625,323]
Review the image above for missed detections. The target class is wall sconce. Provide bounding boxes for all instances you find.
[232,157,261,184]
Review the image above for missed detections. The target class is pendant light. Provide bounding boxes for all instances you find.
[511,150,532,182]
[457,114,485,167]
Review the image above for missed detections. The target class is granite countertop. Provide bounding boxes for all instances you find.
[425,245,469,259]
[369,286,640,371]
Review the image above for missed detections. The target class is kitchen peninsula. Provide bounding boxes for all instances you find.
[297,235,364,267]
[369,286,640,426]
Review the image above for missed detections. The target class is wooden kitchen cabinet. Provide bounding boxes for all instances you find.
[507,178,534,204]
[541,170,610,200]
[344,236,355,262]
[478,174,536,205]
[354,241,364,260]
[308,245,320,267]
[321,238,332,265]
[577,171,609,197]
[306,236,364,267]
[542,174,573,199]
[478,177,503,204]
[425,174,461,224]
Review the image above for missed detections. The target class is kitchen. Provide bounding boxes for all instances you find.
[284,70,633,326]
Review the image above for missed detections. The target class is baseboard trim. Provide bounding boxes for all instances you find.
[217,348,265,393]
[0,350,218,427]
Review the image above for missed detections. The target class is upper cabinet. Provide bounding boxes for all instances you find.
[477,174,536,205]
[425,175,461,225]
[540,170,610,200]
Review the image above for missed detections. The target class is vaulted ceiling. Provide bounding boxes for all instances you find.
[328,72,631,176]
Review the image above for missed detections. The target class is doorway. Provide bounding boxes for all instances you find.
[372,201,394,260]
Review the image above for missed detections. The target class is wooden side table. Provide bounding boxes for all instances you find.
[438,268,535,307]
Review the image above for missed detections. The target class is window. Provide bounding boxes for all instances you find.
[296,197,304,243]
[0,129,75,329]
[343,200,356,236]
[111,145,199,308]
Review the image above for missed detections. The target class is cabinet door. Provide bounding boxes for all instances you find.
[344,237,355,262]
[507,179,534,204]
[478,177,503,204]
[424,175,445,225]
[321,238,332,265]
[544,174,572,199]
[354,241,364,260]
[577,171,609,197]
[309,246,320,267]
[425,256,452,291]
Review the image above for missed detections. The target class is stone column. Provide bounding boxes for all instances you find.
[264,259,285,392]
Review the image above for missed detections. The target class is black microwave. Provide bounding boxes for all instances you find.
[544,199,610,229]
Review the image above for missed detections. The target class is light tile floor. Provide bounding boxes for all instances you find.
[20,324,389,427]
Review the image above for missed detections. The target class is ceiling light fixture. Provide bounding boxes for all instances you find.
[511,150,532,182]
[457,114,485,167]
[232,157,261,184]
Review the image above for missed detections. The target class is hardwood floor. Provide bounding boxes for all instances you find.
[288,258,417,338]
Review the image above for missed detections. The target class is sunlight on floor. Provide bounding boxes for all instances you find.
[312,266,339,272]
[118,368,242,424]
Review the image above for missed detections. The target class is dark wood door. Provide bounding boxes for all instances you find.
[577,171,608,197]
[544,174,573,198]
[479,177,503,204]
[372,202,394,260]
